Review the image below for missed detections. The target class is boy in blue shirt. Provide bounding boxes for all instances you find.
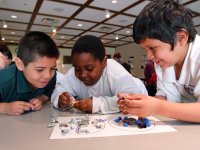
[0,31,59,115]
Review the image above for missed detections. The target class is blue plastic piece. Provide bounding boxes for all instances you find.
[144,118,149,123]
[143,118,151,127]
[124,116,128,120]
[117,116,122,120]
[115,119,120,123]
[121,97,125,100]
[123,122,128,127]
[135,120,142,125]
[146,122,151,127]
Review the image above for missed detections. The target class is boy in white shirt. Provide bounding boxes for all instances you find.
[51,35,147,114]
[118,0,200,122]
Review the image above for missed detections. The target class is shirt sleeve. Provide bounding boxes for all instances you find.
[51,69,76,108]
[92,76,148,114]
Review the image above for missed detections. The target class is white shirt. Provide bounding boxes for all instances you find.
[156,34,200,103]
[51,59,147,114]
[56,71,64,84]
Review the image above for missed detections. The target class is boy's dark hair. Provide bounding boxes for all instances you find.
[0,44,12,60]
[17,31,60,66]
[71,35,105,61]
[133,0,196,49]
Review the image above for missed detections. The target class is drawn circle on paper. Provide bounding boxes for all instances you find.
[108,115,155,132]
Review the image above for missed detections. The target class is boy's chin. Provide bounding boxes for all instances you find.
[36,83,48,88]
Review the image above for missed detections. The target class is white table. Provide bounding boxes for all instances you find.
[0,102,200,150]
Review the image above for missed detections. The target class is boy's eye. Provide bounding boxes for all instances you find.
[74,67,79,71]
[86,67,93,72]
[36,69,43,72]
[51,68,57,71]
[149,46,157,51]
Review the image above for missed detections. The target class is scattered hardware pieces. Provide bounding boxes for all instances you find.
[56,115,106,135]
[115,116,151,129]
[47,122,56,128]
[47,114,59,128]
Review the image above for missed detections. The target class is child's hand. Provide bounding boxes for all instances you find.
[117,93,128,115]
[3,101,33,115]
[74,98,92,113]
[29,98,42,111]
[119,94,161,117]
[58,92,73,109]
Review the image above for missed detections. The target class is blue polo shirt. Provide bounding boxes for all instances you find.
[0,64,56,102]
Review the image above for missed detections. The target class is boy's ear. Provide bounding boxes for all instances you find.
[15,57,25,71]
[102,56,107,68]
[176,29,189,46]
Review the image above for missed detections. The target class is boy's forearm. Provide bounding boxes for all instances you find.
[157,100,200,123]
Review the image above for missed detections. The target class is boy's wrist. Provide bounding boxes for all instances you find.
[0,103,8,115]
[37,94,49,104]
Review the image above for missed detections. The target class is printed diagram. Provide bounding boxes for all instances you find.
[50,114,177,139]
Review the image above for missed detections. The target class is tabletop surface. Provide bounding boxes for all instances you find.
[0,102,200,150]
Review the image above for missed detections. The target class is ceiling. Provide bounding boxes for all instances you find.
[0,0,200,48]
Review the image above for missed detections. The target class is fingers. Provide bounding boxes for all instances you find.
[58,93,71,109]
[7,101,33,115]
[117,93,128,99]
[124,99,143,108]
[17,101,33,111]
[29,99,42,111]
[117,94,146,117]
[74,100,92,113]
[125,94,145,100]
[62,92,71,98]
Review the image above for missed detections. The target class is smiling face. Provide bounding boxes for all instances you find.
[15,56,57,89]
[140,36,189,69]
[72,52,107,86]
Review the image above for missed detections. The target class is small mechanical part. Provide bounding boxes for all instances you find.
[76,118,89,127]
[59,123,69,134]
[51,114,56,118]
[136,118,147,128]
[115,116,122,123]
[52,118,59,124]
[71,100,77,107]
[120,96,125,100]
[123,117,136,125]
[47,123,55,128]
[96,119,107,122]
[92,120,103,129]
[143,118,151,127]
[75,125,81,133]
[51,114,59,123]
[123,122,128,127]
[79,129,89,134]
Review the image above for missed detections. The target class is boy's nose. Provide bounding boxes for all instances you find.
[147,51,154,60]
[44,71,52,79]
[81,71,88,78]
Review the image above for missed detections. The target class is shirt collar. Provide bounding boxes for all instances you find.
[162,66,176,83]
[178,42,192,86]
[17,69,33,93]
